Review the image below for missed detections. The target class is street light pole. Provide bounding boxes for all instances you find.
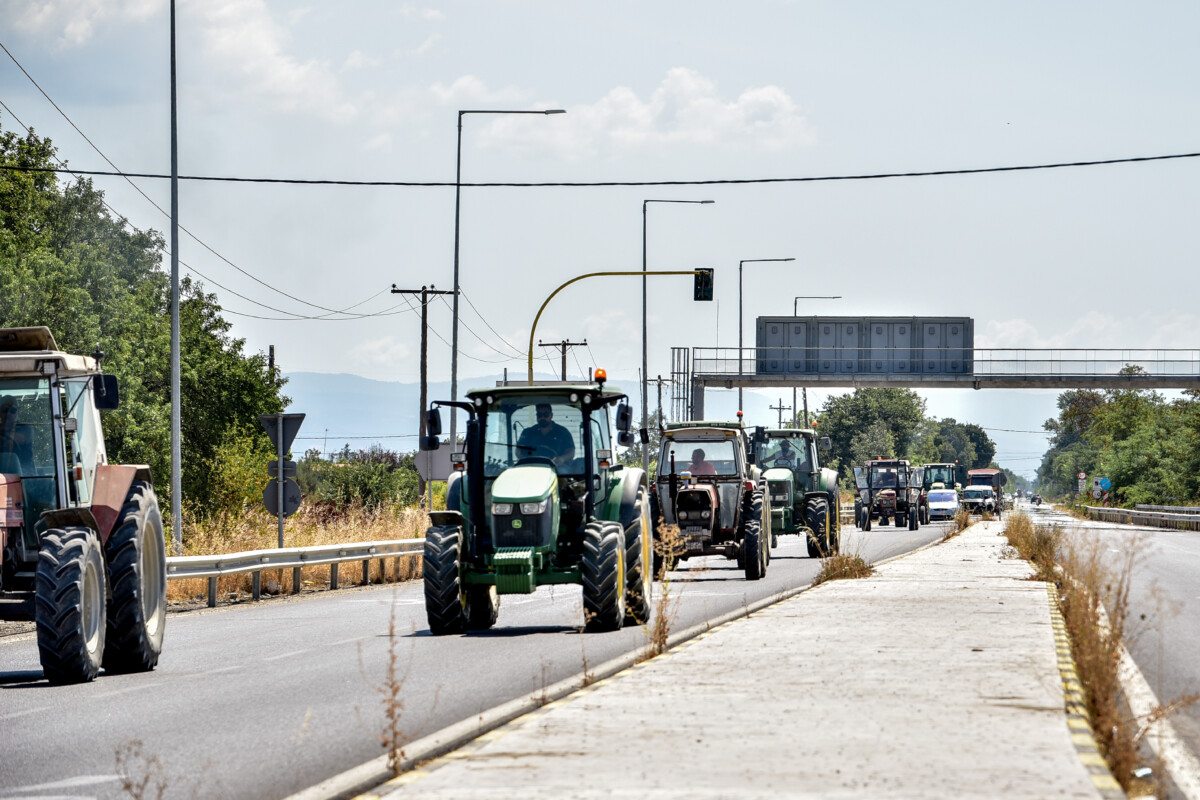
[738,257,795,412]
[791,295,842,428]
[642,199,713,479]
[449,108,565,448]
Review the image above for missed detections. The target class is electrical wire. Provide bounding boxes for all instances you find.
[435,294,526,360]
[0,42,391,320]
[460,289,528,358]
[393,294,515,364]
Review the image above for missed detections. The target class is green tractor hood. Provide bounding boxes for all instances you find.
[491,465,558,504]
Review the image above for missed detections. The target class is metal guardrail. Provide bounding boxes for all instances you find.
[166,539,425,607]
[1085,506,1200,531]
[1134,504,1200,515]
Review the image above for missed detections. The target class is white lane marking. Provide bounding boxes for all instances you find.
[95,681,163,699]
[3,773,118,791]
[1120,644,1200,799]
[0,704,52,722]
[327,637,367,647]
[198,665,243,676]
[262,649,311,662]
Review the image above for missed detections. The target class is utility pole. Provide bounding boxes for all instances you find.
[770,399,792,428]
[537,339,588,381]
[392,284,455,505]
[802,387,810,428]
[646,374,669,429]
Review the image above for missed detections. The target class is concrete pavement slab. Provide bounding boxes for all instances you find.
[366,521,1119,798]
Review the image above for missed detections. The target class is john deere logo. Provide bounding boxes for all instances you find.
[511,519,523,529]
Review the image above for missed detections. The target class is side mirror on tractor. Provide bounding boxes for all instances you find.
[618,432,636,447]
[92,374,119,410]
[820,436,832,451]
[615,403,633,433]
[420,408,443,451]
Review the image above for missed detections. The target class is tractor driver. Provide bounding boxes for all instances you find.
[687,448,717,476]
[517,403,576,469]
[770,439,810,472]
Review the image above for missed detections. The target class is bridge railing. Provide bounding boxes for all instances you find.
[166,539,425,608]
[1084,506,1200,531]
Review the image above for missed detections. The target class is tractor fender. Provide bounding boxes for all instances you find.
[89,464,153,543]
[445,472,464,517]
[429,510,465,528]
[38,506,101,536]
[606,468,645,529]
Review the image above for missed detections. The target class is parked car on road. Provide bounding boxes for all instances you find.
[927,489,960,521]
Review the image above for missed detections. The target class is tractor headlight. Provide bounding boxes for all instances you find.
[520,499,550,515]
[679,511,689,520]
[701,510,711,519]
[491,503,514,515]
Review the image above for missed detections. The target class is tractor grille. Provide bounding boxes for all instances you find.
[768,480,790,507]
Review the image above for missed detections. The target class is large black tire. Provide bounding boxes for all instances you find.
[35,526,107,684]
[740,491,766,580]
[624,490,653,625]
[103,481,167,674]
[743,527,765,580]
[853,498,862,529]
[805,497,829,558]
[863,506,872,532]
[424,525,470,635]
[582,521,625,632]
[648,491,665,578]
[466,585,499,630]
[909,506,919,531]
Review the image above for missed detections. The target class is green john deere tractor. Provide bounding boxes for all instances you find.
[750,427,841,557]
[418,375,652,634]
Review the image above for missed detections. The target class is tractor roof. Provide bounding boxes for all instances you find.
[764,428,816,438]
[0,327,99,378]
[664,420,744,432]
[466,382,625,401]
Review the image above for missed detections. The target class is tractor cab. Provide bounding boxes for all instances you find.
[922,462,962,493]
[749,427,840,557]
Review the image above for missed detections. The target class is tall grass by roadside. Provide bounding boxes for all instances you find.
[167,503,426,603]
[943,507,973,541]
[643,520,684,660]
[1003,510,1196,796]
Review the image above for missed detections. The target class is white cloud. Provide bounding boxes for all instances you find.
[193,0,358,121]
[4,0,160,47]
[428,75,532,107]
[342,49,379,72]
[476,67,815,160]
[411,33,441,57]
[980,312,1200,349]
[362,133,392,153]
[349,336,412,371]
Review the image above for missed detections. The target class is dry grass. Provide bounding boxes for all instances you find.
[1002,511,1059,583]
[376,593,410,777]
[943,507,973,541]
[812,552,874,586]
[1003,512,1198,796]
[115,740,168,800]
[643,520,684,660]
[168,503,426,603]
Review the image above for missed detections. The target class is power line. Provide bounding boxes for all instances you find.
[434,294,525,361]
[3,151,1199,188]
[0,42,391,320]
[460,289,527,358]
[394,294,514,364]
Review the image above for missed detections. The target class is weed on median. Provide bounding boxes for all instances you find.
[641,520,685,661]
[943,507,974,542]
[1003,511,1198,797]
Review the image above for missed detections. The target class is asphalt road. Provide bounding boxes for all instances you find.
[1028,503,1200,764]
[0,520,948,800]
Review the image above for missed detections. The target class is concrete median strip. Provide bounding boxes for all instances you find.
[344,521,1120,799]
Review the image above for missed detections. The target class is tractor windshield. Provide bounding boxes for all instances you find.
[661,438,738,476]
[924,465,956,488]
[870,466,906,488]
[0,378,54,478]
[484,395,598,477]
[759,436,811,472]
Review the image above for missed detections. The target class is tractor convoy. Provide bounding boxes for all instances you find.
[0,328,166,684]
[2,320,996,679]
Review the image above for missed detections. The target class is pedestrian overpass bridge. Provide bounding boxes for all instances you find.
[669,347,1200,419]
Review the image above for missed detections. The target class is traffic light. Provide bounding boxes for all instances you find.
[693,267,714,301]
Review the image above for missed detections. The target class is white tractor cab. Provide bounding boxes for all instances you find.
[0,327,166,684]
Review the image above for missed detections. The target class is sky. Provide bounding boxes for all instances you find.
[3,0,1199,478]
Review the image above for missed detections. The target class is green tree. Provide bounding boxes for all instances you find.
[818,389,926,478]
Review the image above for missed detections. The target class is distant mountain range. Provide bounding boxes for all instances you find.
[281,372,776,457]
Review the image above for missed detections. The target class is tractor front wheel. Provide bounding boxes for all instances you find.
[582,521,625,632]
[805,497,830,558]
[624,491,653,625]
[35,526,107,684]
[467,585,499,630]
[103,481,167,674]
[424,525,470,635]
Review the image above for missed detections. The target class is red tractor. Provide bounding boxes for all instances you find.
[0,328,166,683]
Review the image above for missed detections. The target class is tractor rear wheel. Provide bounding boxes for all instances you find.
[909,506,919,531]
[853,499,863,529]
[741,491,766,580]
[103,481,166,674]
[35,526,106,684]
[648,491,665,577]
[863,507,872,531]
[583,521,625,632]
[624,490,653,625]
[424,525,470,635]
[466,585,499,630]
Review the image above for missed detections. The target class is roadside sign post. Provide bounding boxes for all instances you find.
[259,413,305,547]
